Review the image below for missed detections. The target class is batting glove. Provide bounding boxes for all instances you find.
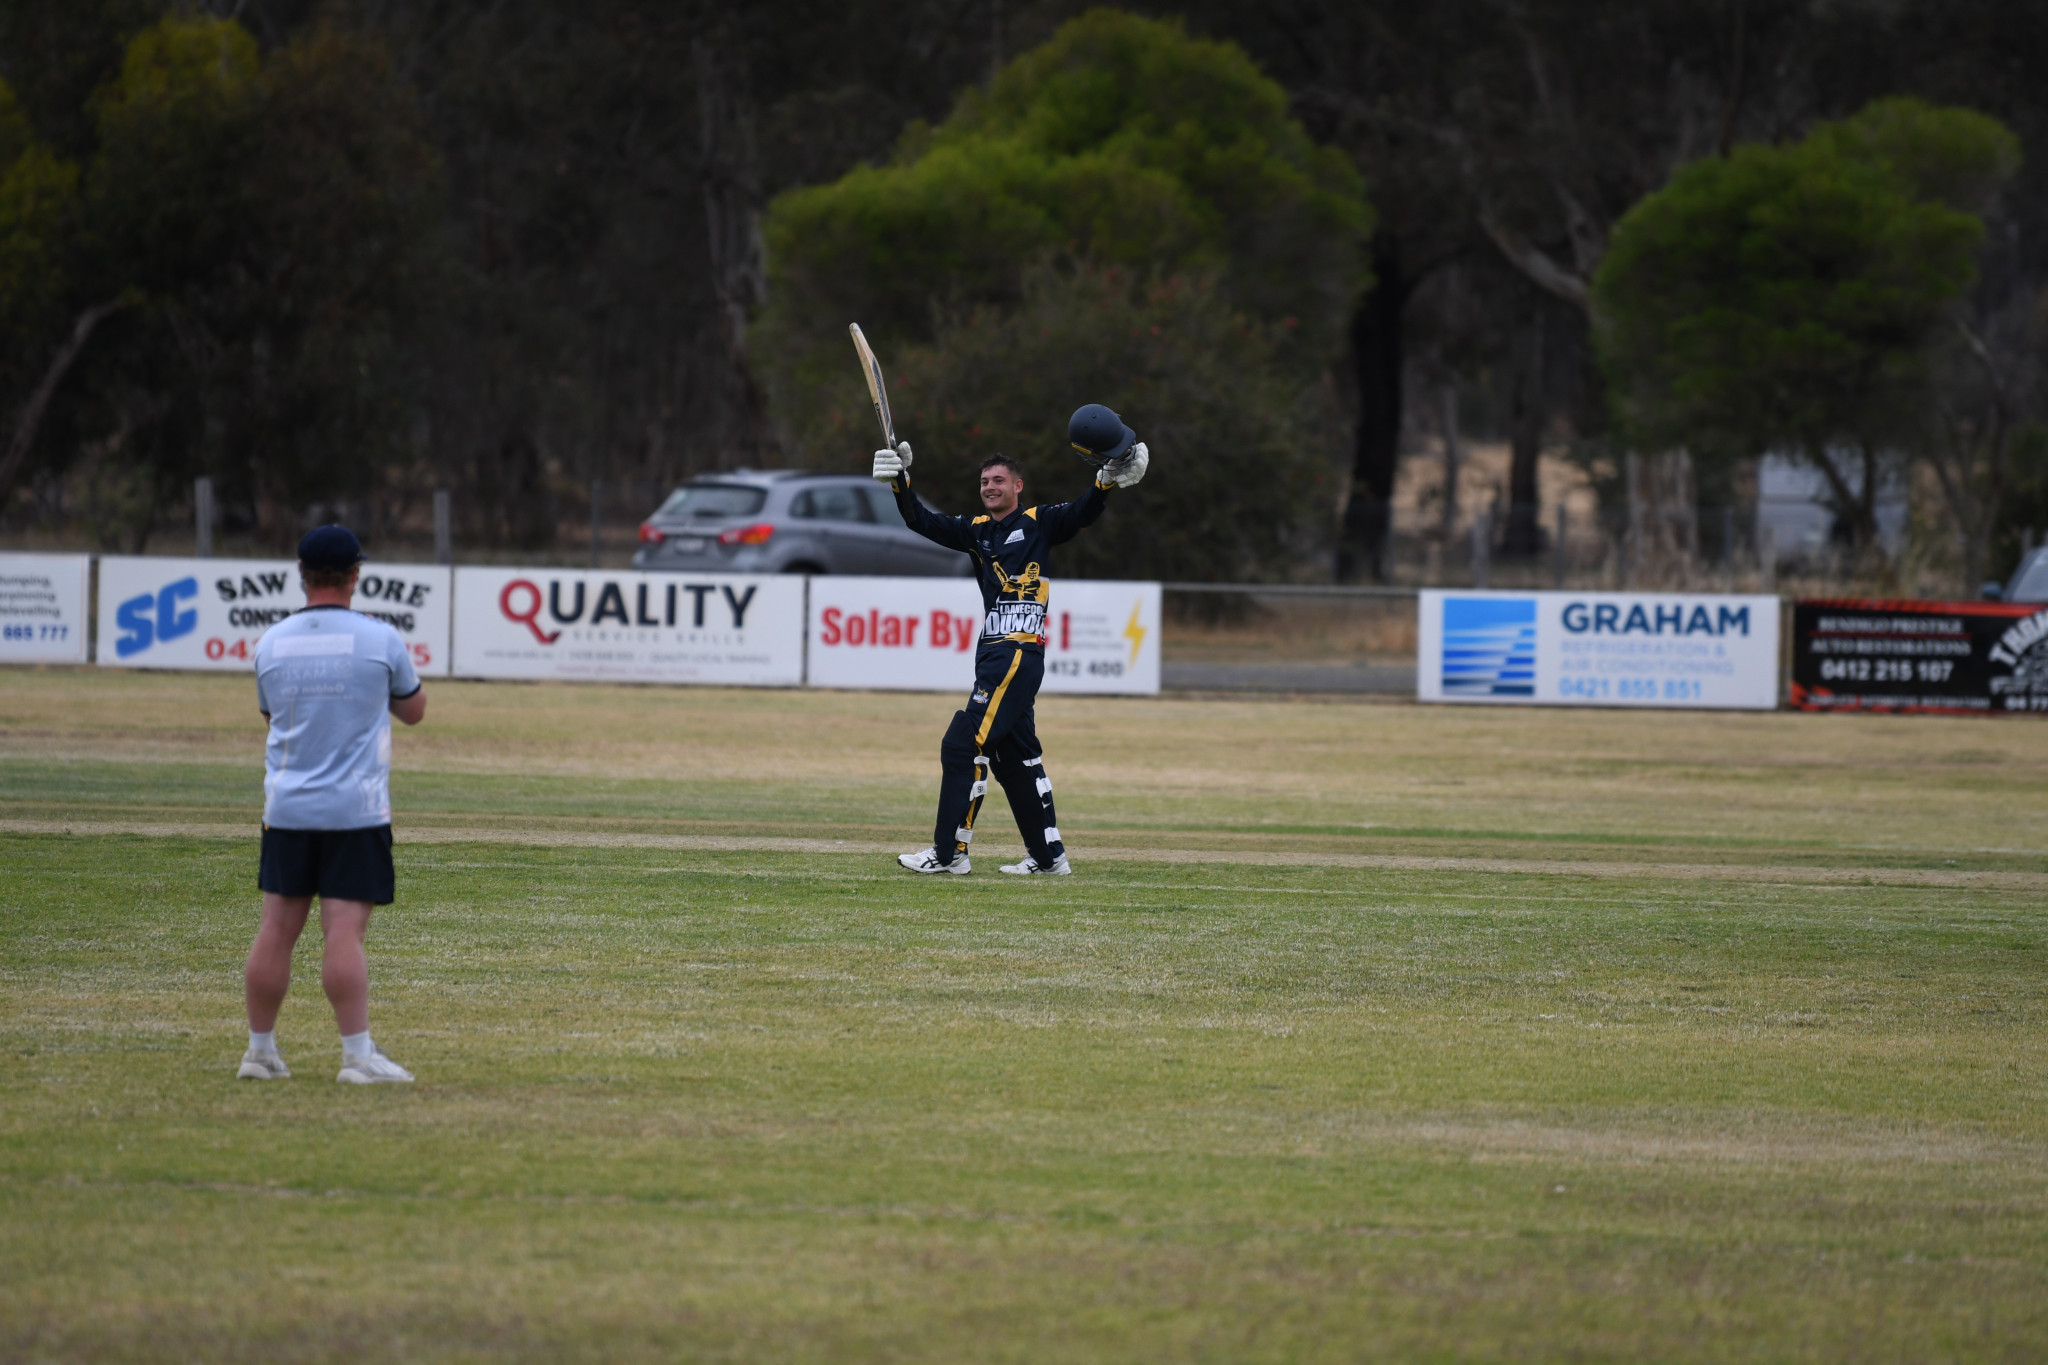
[1098,441,1148,489]
[872,440,913,484]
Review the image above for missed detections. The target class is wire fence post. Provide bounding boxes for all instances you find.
[1553,503,1568,589]
[433,489,452,565]
[1722,504,1735,591]
[589,479,602,568]
[1470,510,1490,589]
[194,477,214,557]
[1622,452,1640,590]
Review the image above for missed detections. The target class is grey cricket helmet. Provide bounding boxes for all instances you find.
[1067,403,1136,468]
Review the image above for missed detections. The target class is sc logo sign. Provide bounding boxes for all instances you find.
[115,578,199,658]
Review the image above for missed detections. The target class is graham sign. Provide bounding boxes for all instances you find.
[806,577,1161,694]
[0,552,90,665]
[452,567,804,685]
[1790,597,2048,714]
[95,556,452,675]
[1417,589,1780,709]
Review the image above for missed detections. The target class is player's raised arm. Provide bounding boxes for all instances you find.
[1041,404,1149,543]
[875,440,977,551]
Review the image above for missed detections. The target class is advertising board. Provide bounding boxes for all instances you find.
[0,553,90,665]
[806,577,1162,695]
[452,567,804,685]
[95,557,452,675]
[1417,589,1780,709]
[1790,597,2048,714]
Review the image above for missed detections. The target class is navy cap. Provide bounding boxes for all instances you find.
[297,524,364,571]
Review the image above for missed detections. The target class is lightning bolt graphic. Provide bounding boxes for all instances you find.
[1122,602,1147,666]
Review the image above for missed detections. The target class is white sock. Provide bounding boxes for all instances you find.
[249,1029,277,1055]
[340,1030,374,1061]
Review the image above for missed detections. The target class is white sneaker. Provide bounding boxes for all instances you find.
[898,848,971,875]
[999,853,1071,876]
[336,1048,414,1084]
[237,1048,291,1080]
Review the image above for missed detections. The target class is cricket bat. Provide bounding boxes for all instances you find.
[848,323,896,450]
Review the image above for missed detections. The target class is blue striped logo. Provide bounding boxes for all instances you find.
[1443,598,1536,697]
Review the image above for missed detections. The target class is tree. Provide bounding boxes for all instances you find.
[1991,423,2048,581]
[0,80,75,341]
[1919,283,2042,592]
[0,14,442,549]
[1214,2,1481,578]
[0,76,96,511]
[1203,0,1821,570]
[1592,98,2017,552]
[885,263,1337,583]
[757,8,1372,465]
[1,0,1060,548]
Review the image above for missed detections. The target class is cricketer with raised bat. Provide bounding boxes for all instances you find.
[874,403,1149,876]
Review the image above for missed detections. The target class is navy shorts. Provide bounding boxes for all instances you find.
[258,825,395,905]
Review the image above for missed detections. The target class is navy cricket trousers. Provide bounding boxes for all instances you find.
[931,644,1065,866]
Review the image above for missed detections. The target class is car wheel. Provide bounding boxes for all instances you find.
[783,561,826,575]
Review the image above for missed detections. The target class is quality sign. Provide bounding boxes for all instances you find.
[0,553,89,665]
[806,576,1161,695]
[96,556,452,675]
[452,567,804,685]
[1417,589,1780,709]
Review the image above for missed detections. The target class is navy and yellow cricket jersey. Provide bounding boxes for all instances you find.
[892,473,1110,652]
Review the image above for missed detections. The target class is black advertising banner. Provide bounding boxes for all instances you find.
[1791,597,2048,714]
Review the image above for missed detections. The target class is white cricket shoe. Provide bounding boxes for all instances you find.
[898,848,971,875]
[237,1048,291,1080]
[999,853,1071,876]
[337,1048,414,1084]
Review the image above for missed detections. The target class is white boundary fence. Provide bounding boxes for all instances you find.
[1416,588,1781,709]
[451,567,806,686]
[0,553,89,665]
[806,576,1161,694]
[11,554,1800,709]
[96,556,453,676]
[10,553,1162,695]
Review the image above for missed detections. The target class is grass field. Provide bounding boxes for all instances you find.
[4,670,2047,1362]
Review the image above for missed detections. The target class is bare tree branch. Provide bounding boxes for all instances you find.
[1955,318,2009,400]
[1477,206,1589,308]
[1553,182,1606,280]
[1715,0,1747,157]
[0,297,134,510]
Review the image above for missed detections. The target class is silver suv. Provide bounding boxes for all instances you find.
[632,470,966,576]
[1989,547,2048,603]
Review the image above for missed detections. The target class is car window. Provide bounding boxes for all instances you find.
[865,485,907,526]
[656,484,766,519]
[2012,549,2048,602]
[789,484,874,523]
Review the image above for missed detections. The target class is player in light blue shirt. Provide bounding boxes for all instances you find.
[256,597,420,829]
[239,526,427,1085]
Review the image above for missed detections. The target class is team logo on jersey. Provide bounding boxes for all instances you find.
[1003,528,1024,545]
[991,561,1047,601]
[985,602,1047,639]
